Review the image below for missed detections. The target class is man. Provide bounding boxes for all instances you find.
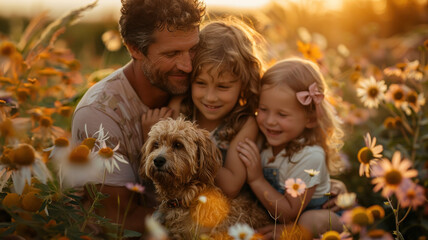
[72,0,205,234]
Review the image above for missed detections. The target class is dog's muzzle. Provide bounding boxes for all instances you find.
[154,156,166,168]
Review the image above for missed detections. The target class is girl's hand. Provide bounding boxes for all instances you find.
[237,138,263,184]
[141,107,173,141]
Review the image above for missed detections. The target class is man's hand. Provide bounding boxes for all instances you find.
[322,178,348,212]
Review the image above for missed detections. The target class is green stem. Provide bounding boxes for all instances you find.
[80,169,106,232]
[119,192,135,239]
[398,206,412,225]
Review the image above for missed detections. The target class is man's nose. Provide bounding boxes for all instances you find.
[176,51,192,73]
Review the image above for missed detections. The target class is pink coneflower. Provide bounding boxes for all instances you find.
[396,179,425,209]
[125,182,145,194]
[285,178,306,198]
[371,151,418,198]
[357,133,383,177]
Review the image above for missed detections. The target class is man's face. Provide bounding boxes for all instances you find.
[141,27,199,95]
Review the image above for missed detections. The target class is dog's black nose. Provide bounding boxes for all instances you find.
[154,156,166,168]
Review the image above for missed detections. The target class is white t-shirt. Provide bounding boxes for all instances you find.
[261,145,330,199]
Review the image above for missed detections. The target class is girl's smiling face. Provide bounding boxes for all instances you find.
[192,64,241,131]
[256,84,312,155]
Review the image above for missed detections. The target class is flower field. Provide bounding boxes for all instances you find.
[0,0,427,239]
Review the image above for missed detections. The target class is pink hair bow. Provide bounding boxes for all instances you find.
[296,82,324,106]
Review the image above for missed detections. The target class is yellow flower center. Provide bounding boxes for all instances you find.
[383,117,396,129]
[11,144,36,166]
[98,147,114,159]
[367,205,385,220]
[293,183,300,191]
[40,116,53,128]
[357,147,374,164]
[384,169,402,186]
[352,211,371,226]
[21,191,43,212]
[406,92,417,104]
[0,42,16,57]
[322,230,341,240]
[68,145,90,164]
[406,189,416,200]
[367,87,379,98]
[54,137,69,147]
[393,90,404,101]
[81,137,96,150]
[239,233,247,239]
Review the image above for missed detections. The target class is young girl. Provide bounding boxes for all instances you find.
[237,58,344,232]
[142,18,266,199]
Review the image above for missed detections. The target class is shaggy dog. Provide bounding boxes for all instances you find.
[140,117,272,239]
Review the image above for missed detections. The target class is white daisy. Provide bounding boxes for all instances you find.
[336,192,357,209]
[59,144,104,188]
[304,169,320,177]
[356,76,387,109]
[1,143,52,194]
[228,223,255,240]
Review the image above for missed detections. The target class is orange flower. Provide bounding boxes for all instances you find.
[297,40,322,63]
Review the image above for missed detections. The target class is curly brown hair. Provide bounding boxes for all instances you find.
[119,0,205,55]
[182,17,266,142]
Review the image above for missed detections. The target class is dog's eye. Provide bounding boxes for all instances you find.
[152,141,159,149]
[172,141,183,149]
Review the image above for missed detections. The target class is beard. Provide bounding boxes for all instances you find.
[142,60,189,95]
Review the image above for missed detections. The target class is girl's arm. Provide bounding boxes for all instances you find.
[237,138,316,223]
[215,117,259,198]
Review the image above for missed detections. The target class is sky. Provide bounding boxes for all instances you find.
[0,0,344,22]
[0,0,273,22]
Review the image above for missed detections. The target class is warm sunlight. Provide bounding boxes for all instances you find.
[0,0,346,21]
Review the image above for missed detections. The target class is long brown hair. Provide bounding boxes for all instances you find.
[183,17,266,141]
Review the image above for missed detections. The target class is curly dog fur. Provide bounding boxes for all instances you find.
[140,117,272,239]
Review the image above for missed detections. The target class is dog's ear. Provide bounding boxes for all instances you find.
[196,129,222,184]
[139,137,151,178]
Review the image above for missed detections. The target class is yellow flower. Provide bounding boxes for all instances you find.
[341,206,373,233]
[297,40,322,63]
[0,41,17,57]
[191,188,230,228]
[367,204,385,220]
[321,230,341,240]
[357,133,383,177]
[2,192,21,209]
[356,76,387,109]
[383,117,396,129]
[385,84,406,108]
[101,30,123,52]
[371,151,418,198]
[21,191,43,212]
[1,144,52,194]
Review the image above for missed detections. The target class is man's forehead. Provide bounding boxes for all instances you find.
[152,27,200,45]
